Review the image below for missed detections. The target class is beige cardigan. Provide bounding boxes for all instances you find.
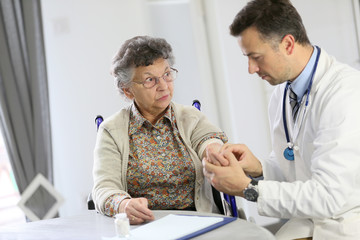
[92,101,226,215]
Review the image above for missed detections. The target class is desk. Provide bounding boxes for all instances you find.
[0,210,275,240]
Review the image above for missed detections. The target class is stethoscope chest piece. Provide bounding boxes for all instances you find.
[283,147,294,161]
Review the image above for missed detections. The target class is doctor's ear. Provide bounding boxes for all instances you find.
[123,87,134,99]
[281,34,295,55]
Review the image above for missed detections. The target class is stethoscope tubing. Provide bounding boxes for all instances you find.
[282,46,321,160]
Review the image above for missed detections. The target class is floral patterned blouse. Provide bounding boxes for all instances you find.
[104,104,226,216]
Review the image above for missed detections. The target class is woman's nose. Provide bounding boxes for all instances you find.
[156,77,169,90]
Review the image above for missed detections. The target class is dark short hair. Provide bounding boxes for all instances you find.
[229,0,310,47]
[111,36,175,96]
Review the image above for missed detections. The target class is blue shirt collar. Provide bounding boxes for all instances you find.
[290,46,318,102]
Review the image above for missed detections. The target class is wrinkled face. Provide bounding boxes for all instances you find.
[238,26,291,85]
[123,58,174,120]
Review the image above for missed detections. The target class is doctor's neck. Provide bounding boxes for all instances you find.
[287,44,314,82]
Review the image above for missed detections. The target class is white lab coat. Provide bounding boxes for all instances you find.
[257,49,360,239]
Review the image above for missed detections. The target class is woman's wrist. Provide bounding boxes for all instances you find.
[118,198,131,213]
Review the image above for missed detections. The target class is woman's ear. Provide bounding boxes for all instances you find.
[123,87,134,99]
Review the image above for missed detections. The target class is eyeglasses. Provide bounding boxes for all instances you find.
[132,68,178,89]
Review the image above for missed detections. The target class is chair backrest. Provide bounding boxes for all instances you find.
[87,116,104,210]
[95,115,103,130]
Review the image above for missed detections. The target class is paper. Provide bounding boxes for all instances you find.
[130,214,224,240]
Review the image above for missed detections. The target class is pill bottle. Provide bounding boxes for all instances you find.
[114,213,130,238]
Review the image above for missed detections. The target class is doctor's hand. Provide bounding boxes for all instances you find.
[222,143,263,178]
[203,142,229,166]
[202,150,251,197]
[119,198,155,225]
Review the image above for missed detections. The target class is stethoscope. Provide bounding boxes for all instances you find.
[282,46,321,161]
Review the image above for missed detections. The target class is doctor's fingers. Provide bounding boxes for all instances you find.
[222,144,250,161]
[222,151,257,176]
[202,157,220,173]
[206,149,229,166]
[202,162,226,190]
[219,143,234,152]
[206,165,245,195]
[203,158,226,183]
[219,152,249,179]
[224,146,262,174]
[202,158,238,183]
[204,156,221,166]
[205,143,225,166]
[222,150,243,167]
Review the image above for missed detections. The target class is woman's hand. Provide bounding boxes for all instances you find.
[119,198,155,225]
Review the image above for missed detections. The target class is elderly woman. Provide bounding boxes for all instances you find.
[92,36,227,225]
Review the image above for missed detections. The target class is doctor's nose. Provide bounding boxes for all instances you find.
[248,60,259,74]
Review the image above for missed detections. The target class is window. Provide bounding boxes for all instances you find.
[0,130,25,226]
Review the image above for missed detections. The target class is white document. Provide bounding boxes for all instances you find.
[129,214,224,240]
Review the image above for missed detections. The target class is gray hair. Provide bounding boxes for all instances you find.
[110,36,175,96]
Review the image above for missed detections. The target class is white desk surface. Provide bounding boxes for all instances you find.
[0,210,275,240]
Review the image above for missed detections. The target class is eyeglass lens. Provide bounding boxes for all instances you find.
[143,69,177,88]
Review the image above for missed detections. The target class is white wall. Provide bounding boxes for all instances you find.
[147,0,221,128]
[294,0,360,69]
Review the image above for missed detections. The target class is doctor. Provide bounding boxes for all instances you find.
[203,0,360,239]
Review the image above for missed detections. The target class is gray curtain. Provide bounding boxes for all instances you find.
[0,0,54,219]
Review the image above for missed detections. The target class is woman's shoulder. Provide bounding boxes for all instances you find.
[100,105,131,130]
[171,101,202,117]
